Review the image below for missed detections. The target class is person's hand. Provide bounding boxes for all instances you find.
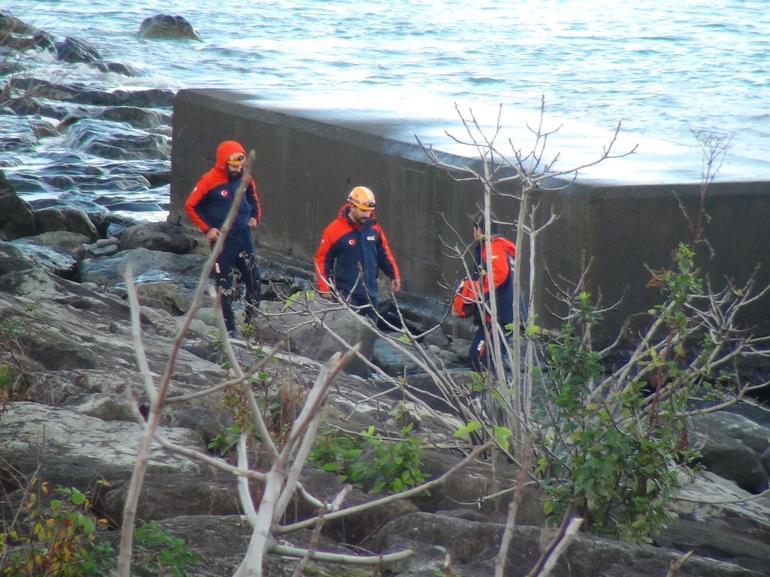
[247,217,258,228]
[318,291,335,302]
[206,227,220,242]
[391,278,401,293]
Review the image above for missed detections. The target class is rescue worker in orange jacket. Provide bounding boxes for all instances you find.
[315,186,401,319]
[452,215,517,371]
[184,140,262,337]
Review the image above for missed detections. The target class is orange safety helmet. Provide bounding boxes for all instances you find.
[347,186,376,211]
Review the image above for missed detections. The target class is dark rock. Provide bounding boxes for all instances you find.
[80,87,174,108]
[0,241,36,276]
[98,213,140,238]
[370,512,764,577]
[0,171,36,240]
[405,369,477,413]
[94,106,170,129]
[30,194,109,218]
[0,56,25,75]
[696,437,768,493]
[33,206,98,239]
[761,446,770,474]
[691,412,770,493]
[99,470,241,525]
[0,12,37,36]
[411,449,545,525]
[662,472,770,574]
[138,14,202,41]
[79,247,206,290]
[29,117,59,139]
[143,169,171,187]
[16,231,88,257]
[694,410,770,455]
[101,200,164,212]
[266,301,377,377]
[63,118,170,160]
[8,238,79,279]
[93,61,141,76]
[153,515,357,577]
[55,36,100,63]
[656,519,770,574]
[6,77,175,108]
[4,96,72,119]
[118,221,195,253]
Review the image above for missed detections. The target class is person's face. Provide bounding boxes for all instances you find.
[226,153,245,177]
[349,204,373,224]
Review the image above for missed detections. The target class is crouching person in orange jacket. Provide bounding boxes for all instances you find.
[452,215,517,372]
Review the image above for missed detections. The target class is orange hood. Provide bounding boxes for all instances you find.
[214,140,246,171]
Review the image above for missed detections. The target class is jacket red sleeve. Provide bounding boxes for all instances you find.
[184,175,213,233]
[314,224,335,294]
[375,224,401,281]
[248,177,262,224]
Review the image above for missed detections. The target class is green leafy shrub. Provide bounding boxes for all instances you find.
[534,253,702,542]
[310,425,427,494]
[1,481,112,577]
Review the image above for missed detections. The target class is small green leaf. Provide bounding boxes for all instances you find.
[453,420,482,439]
[493,426,512,451]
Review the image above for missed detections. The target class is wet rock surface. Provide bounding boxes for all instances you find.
[1,15,171,225]
[1,171,770,577]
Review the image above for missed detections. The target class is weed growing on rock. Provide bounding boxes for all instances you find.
[132,520,198,577]
[310,425,426,494]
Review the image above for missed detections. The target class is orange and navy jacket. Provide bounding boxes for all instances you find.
[453,236,516,326]
[315,205,400,300]
[184,141,262,234]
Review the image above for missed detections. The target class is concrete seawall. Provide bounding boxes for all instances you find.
[170,89,770,340]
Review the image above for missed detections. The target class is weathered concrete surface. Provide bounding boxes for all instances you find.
[169,89,770,339]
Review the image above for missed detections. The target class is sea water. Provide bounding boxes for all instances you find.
[3,0,770,184]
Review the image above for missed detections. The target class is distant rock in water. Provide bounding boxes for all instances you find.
[138,15,201,41]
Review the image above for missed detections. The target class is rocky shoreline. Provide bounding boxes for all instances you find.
[2,10,770,577]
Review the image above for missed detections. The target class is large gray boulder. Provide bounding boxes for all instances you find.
[255,299,376,377]
[659,471,770,574]
[118,221,196,253]
[691,411,770,493]
[9,238,79,279]
[368,512,764,577]
[79,247,206,290]
[33,205,98,239]
[0,402,206,479]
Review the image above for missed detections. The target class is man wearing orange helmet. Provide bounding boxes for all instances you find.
[315,185,401,319]
[185,140,262,337]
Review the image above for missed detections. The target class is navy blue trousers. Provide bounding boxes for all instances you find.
[213,228,260,332]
